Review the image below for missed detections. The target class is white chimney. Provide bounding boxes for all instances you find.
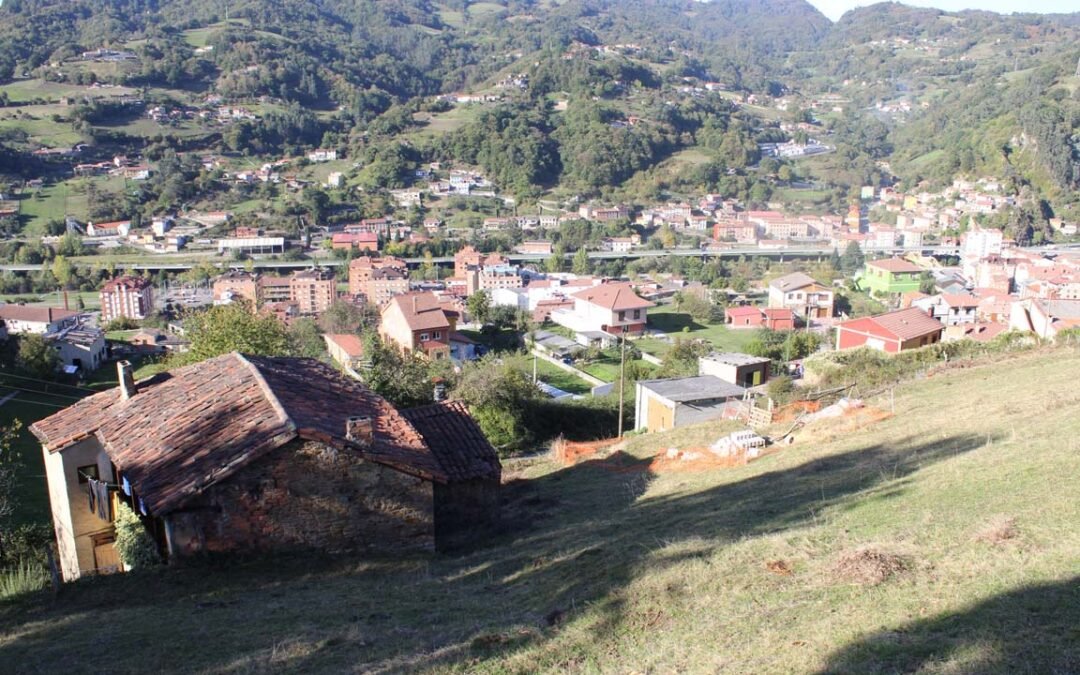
[118,360,136,400]
[345,416,373,446]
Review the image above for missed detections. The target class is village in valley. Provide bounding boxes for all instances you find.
[0,0,1078,671]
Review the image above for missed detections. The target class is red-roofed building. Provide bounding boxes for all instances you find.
[324,333,365,370]
[725,306,796,330]
[835,307,945,353]
[30,355,500,581]
[379,292,452,359]
[331,232,379,251]
[100,276,154,322]
[550,282,654,336]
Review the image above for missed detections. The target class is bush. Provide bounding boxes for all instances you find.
[804,332,1040,390]
[767,375,795,404]
[114,501,160,571]
[0,559,48,600]
[103,317,140,332]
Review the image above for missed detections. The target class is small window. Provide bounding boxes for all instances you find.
[77,464,98,484]
[433,332,442,340]
[618,311,626,322]
[420,333,429,341]
[633,310,641,320]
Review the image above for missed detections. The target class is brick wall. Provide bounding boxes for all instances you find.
[164,439,435,557]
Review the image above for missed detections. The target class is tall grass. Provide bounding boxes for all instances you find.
[0,560,48,600]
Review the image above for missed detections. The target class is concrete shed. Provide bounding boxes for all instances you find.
[634,376,746,433]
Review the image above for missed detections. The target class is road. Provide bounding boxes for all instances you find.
[0,244,1073,274]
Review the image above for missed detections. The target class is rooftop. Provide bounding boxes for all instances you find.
[638,375,746,403]
[769,272,818,291]
[839,307,945,341]
[867,257,923,274]
[324,333,365,357]
[572,282,654,311]
[702,352,771,368]
[30,354,492,515]
[0,305,79,324]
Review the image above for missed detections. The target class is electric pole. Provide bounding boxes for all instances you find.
[617,325,628,436]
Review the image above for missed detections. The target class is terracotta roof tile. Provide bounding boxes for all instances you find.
[30,353,452,515]
[839,307,944,342]
[571,282,654,311]
[400,401,501,481]
[867,257,922,274]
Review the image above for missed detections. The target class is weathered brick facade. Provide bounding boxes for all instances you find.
[165,440,435,556]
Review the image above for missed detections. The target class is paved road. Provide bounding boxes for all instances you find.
[0,243,1013,273]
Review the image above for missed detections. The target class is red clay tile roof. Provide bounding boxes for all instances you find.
[867,257,922,274]
[388,292,451,332]
[762,308,795,320]
[838,307,944,342]
[942,293,979,308]
[29,353,461,515]
[101,275,152,292]
[725,306,762,318]
[571,282,655,311]
[324,333,365,357]
[400,401,500,481]
[0,305,79,324]
[769,272,817,291]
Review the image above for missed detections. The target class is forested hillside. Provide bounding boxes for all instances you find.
[0,0,1077,223]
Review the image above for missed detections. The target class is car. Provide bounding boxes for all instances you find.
[561,355,574,365]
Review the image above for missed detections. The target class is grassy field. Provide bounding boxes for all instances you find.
[0,80,134,104]
[505,354,592,395]
[0,105,82,147]
[0,382,100,527]
[636,304,758,356]
[578,350,656,383]
[0,347,1076,672]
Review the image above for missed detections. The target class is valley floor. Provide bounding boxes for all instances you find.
[1,349,1078,673]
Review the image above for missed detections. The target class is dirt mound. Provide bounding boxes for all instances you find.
[551,437,622,465]
[831,546,911,586]
[648,446,765,473]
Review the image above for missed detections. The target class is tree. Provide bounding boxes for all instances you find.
[919,272,937,295]
[319,300,374,334]
[51,255,75,289]
[16,335,59,379]
[572,246,591,275]
[0,421,23,541]
[359,334,437,409]
[452,356,541,451]
[840,241,865,276]
[287,318,325,358]
[467,290,492,325]
[182,302,293,363]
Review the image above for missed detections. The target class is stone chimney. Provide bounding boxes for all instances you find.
[345,416,373,446]
[118,360,136,400]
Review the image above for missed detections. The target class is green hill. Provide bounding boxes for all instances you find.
[1,347,1077,672]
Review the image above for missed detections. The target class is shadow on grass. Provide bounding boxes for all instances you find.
[646,311,704,334]
[815,576,1080,674]
[0,431,1038,673]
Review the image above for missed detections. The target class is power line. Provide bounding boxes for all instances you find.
[0,371,101,394]
[0,383,86,402]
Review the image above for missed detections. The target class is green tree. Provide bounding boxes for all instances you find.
[467,290,492,325]
[287,318,325,358]
[452,356,541,451]
[0,422,23,538]
[359,334,436,409]
[572,246,591,275]
[16,335,59,379]
[840,241,865,276]
[182,302,293,363]
[51,256,75,289]
[319,300,374,334]
[113,501,160,570]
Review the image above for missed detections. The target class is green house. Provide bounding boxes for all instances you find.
[863,258,923,295]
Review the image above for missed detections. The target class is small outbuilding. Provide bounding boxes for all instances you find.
[634,376,746,433]
[699,352,772,388]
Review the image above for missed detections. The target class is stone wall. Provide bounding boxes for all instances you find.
[433,479,500,552]
[165,439,435,557]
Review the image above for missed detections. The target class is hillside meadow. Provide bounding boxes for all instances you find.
[0,347,1077,673]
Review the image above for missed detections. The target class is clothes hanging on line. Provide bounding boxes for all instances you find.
[86,478,110,521]
[121,475,132,497]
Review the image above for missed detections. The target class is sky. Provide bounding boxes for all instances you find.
[808,0,1080,21]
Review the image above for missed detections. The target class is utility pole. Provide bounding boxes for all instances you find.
[617,325,628,436]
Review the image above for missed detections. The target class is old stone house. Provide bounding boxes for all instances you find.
[31,353,501,582]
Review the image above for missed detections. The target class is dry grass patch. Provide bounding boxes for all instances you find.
[831,545,912,586]
[973,515,1019,546]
